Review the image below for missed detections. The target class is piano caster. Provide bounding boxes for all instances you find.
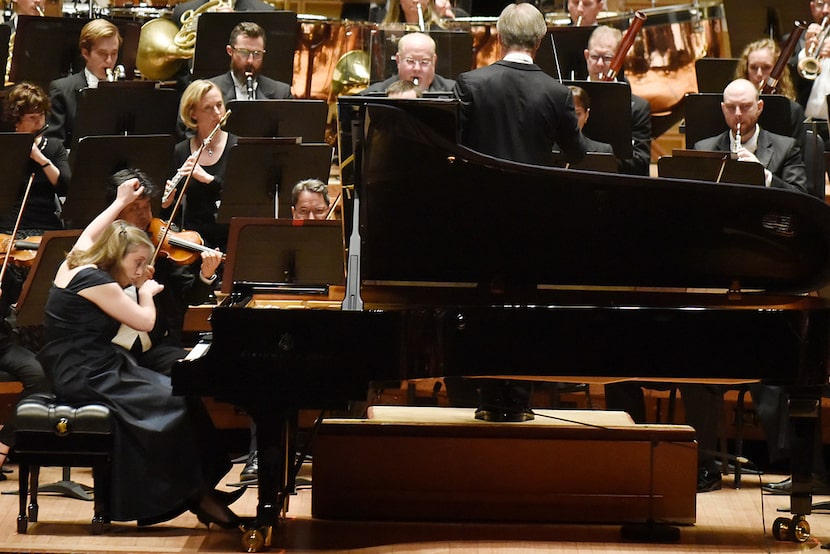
[772,515,811,542]
[240,523,271,552]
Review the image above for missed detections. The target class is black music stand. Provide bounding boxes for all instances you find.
[216,138,333,222]
[563,80,633,159]
[694,58,739,93]
[224,99,328,142]
[9,16,140,89]
[70,87,179,151]
[221,217,344,294]
[62,135,176,229]
[657,149,766,186]
[191,11,297,84]
[369,29,473,83]
[683,93,794,148]
[536,27,594,81]
[553,152,618,173]
[0,133,41,220]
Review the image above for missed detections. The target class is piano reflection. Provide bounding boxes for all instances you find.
[173,97,830,547]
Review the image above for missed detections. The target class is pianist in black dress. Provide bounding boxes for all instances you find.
[37,182,240,527]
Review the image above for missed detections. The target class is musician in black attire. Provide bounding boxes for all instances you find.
[360,32,455,95]
[454,3,586,166]
[2,82,70,233]
[789,0,830,122]
[107,168,222,377]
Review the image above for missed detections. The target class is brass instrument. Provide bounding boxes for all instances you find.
[330,50,370,97]
[105,64,126,82]
[798,16,830,81]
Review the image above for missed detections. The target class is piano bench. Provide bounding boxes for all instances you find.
[13,393,113,535]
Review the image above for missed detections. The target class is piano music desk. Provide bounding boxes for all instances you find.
[313,406,697,525]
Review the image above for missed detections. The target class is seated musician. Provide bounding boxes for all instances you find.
[566,85,613,153]
[108,168,222,376]
[734,38,807,148]
[790,0,830,129]
[694,78,808,193]
[45,19,122,149]
[209,22,292,105]
[568,0,604,27]
[37,182,242,527]
[387,79,422,98]
[583,25,652,176]
[3,0,43,33]
[239,177,332,483]
[2,82,70,233]
[371,0,448,29]
[360,32,455,95]
[162,79,236,252]
[453,3,587,166]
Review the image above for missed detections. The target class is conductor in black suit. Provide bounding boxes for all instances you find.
[46,19,122,148]
[453,2,586,166]
[209,21,292,104]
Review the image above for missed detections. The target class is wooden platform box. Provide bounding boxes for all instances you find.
[312,407,697,525]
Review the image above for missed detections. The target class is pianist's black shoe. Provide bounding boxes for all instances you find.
[762,474,830,495]
[239,451,258,483]
[697,465,722,493]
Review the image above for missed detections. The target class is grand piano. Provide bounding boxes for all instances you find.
[173,99,830,548]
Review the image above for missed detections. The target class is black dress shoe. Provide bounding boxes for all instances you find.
[697,466,722,493]
[762,475,830,495]
[239,451,258,483]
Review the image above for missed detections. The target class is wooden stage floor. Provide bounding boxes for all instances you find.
[2,462,830,553]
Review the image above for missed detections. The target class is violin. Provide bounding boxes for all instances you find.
[147,218,225,266]
[0,234,41,267]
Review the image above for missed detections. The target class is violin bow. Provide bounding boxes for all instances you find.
[325,191,342,220]
[151,110,231,265]
[0,173,35,298]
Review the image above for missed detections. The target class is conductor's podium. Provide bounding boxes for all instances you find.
[312,406,697,525]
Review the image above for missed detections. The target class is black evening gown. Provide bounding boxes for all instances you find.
[37,267,230,522]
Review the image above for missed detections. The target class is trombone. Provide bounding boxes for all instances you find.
[798,16,830,80]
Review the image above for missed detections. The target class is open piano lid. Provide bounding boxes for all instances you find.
[357,101,830,294]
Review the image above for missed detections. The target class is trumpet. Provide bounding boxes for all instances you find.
[798,16,830,80]
[106,65,126,82]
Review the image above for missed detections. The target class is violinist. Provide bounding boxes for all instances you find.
[109,168,222,376]
[162,80,235,253]
[2,82,70,233]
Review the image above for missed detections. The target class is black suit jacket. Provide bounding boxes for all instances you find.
[46,71,88,148]
[454,60,585,166]
[693,128,808,193]
[209,71,292,105]
[361,73,456,95]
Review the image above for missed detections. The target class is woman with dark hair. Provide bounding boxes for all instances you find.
[3,81,70,232]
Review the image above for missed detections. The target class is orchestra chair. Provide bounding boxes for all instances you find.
[13,393,112,534]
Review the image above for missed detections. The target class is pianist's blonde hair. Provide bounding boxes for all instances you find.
[67,220,153,274]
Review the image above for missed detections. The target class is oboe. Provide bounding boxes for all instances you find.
[733,122,741,153]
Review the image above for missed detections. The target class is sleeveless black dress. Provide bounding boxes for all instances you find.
[38,267,229,522]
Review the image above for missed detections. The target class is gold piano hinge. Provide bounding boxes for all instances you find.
[727,279,742,300]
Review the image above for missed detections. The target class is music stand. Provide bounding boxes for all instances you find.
[657,149,766,186]
[536,27,594,81]
[221,217,344,294]
[9,16,140,89]
[369,29,473,83]
[191,11,297,84]
[217,138,333,222]
[683,93,795,148]
[225,99,328,142]
[63,135,176,229]
[694,58,739,93]
[563,80,633,159]
[70,87,179,151]
[553,152,618,173]
[0,133,42,219]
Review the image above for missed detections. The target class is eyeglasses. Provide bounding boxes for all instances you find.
[232,47,266,60]
[402,57,433,68]
[588,54,614,64]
